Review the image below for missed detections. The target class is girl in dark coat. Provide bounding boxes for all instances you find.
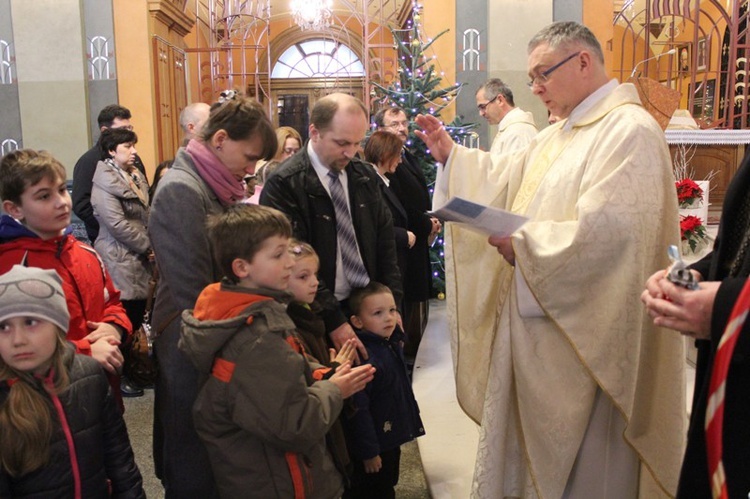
[286,239,356,481]
[0,265,144,498]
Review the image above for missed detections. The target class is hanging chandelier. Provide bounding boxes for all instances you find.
[290,0,333,31]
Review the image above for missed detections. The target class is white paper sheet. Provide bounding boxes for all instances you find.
[429,196,528,236]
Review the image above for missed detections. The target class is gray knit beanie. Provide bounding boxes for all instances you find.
[0,265,70,332]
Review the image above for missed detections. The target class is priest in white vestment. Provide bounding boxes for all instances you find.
[475,78,538,158]
[417,22,686,498]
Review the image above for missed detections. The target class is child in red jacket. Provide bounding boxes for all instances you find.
[0,149,131,408]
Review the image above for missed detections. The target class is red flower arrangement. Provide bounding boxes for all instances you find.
[680,214,707,252]
[676,178,704,207]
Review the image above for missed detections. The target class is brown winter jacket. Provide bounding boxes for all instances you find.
[179,281,345,499]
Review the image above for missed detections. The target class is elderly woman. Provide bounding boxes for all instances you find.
[148,96,276,498]
[91,127,151,331]
[364,130,414,307]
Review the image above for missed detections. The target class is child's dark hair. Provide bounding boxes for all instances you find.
[149,159,173,201]
[0,329,70,476]
[207,204,292,282]
[99,128,138,160]
[0,149,66,204]
[348,282,394,316]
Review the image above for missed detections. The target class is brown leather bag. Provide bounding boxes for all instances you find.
[124,272,159,387]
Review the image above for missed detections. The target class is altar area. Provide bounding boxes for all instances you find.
[666,129,750,222]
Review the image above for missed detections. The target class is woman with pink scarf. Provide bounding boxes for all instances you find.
[148,96,276,498]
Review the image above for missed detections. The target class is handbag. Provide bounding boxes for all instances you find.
[124,271,159,387]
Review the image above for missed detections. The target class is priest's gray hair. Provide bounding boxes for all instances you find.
[477,79,515,107]
[528,21,604,65]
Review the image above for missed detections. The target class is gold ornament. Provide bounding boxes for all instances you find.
[414,13,421,21]
[411,38,420,48]
[437,292,445,300]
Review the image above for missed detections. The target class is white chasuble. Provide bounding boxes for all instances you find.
[436,83,686,498]
[490,107,539,158]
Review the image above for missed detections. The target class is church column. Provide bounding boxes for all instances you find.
[10,0,90,172]
[0,0,22,155]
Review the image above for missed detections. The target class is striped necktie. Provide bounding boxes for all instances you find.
[705,278,750,499]
[327,170,370,288]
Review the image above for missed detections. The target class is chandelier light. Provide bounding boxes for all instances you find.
[290,0,333,31]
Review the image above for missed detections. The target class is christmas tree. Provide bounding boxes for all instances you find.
[370,4,477,297]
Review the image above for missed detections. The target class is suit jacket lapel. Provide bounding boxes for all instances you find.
[379,178,407,222]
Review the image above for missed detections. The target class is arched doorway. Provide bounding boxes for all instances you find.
[268,37,366,139]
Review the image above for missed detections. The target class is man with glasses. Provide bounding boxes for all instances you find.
[373,106,441,358]
[475,78,537,157]
[417,21,684,498]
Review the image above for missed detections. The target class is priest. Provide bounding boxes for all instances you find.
[417,21,686,498]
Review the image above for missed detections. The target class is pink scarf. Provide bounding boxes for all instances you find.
[186,139,245,206]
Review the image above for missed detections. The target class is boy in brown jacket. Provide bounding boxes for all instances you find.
[179,204,375,498]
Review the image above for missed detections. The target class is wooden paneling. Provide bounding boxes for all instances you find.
[153,37,188,162]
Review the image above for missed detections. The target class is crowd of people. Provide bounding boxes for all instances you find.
[0,82,429,497]
[1,18,749,499]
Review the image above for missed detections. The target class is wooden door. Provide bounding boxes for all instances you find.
[269,80,364,141]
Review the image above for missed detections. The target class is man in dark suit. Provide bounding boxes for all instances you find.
[373,105,441,357]
[261,93,402,356]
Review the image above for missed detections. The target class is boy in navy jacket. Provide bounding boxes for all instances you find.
[344,282,425,498]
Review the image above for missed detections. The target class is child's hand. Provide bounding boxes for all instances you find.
[330,338,357,365]
[330,323,368,363]
[363,455,382,474]
[328,363,375,399]
[85,321,122,343]
[90,338,123,374]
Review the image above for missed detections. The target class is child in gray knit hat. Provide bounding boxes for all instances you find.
[0,265,145,497]
[0,265,70,337]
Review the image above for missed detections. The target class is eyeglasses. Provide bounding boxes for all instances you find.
[477,95,498,112]
[113,124,134,131]
[527,51,581,88]
[0,279,61,299]
[384,120,409,129]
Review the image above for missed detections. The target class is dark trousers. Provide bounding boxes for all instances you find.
[153,319,218,498]
[402,300,429,357]
[121,298,147,331]
[345,447,401,499]
[120,298,147,388]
